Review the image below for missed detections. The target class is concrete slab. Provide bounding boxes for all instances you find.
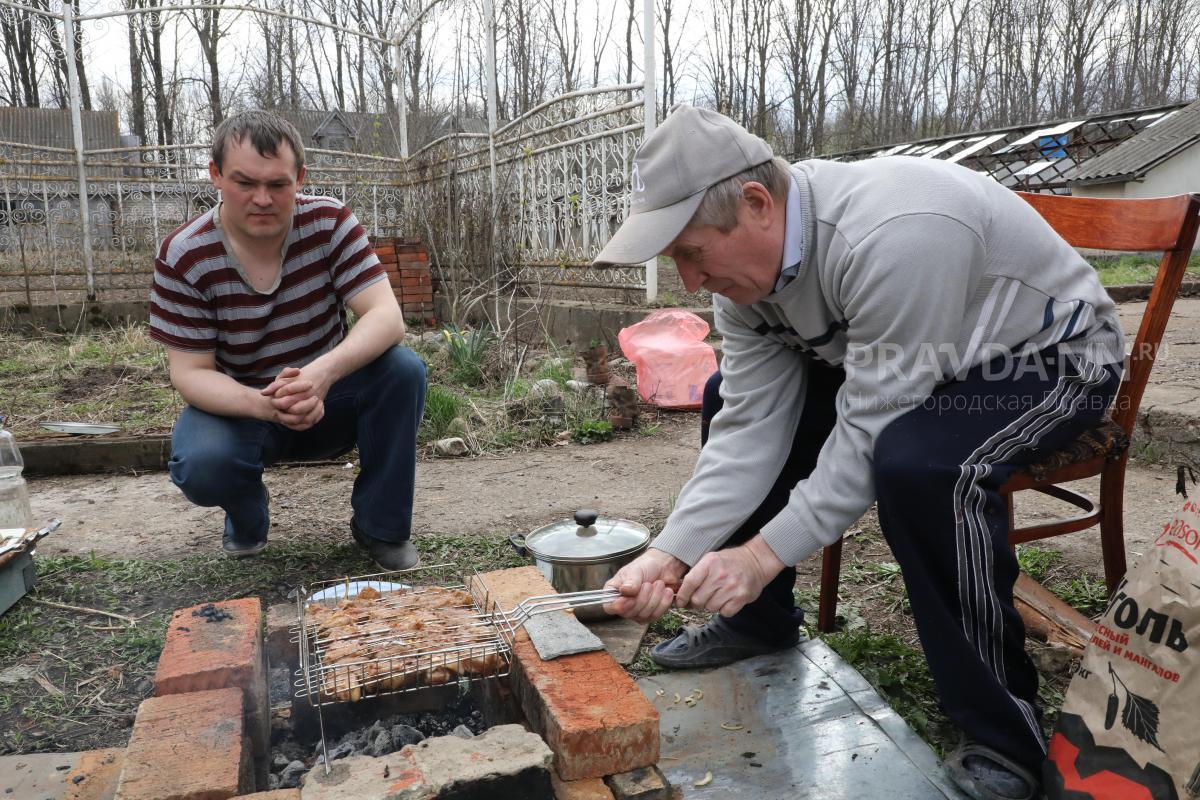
[637,640,969,799]
[583,617,649,666]
[0,749,124,800]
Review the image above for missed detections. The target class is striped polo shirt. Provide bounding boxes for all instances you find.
[149,194,385,387]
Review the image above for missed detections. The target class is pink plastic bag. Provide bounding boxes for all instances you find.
[617,309,718,409]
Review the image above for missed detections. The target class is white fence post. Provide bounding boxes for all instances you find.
[61,2,95,301]
[642,0,658,303]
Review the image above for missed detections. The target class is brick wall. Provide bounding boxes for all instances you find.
[371,236,435,326]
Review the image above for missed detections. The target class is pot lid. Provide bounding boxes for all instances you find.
[525,509,650,561]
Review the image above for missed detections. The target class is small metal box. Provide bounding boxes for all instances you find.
[0,550,35,617]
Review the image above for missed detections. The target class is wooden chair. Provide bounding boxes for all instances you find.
[816,192,1200,633]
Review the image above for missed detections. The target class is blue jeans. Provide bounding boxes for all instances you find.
[168,345,427,544]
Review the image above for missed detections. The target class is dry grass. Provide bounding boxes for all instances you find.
[0,324,179,439]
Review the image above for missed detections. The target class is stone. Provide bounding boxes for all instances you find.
[469,568,659,781]
[524,612,605,660]
[564,380,591,394]
[433,437,469,457]
[236,792,301,800]
[116,687,251,799]
[154,598,269,762]
[300,725,553,800]
[604,766,672,800]
[450,724,474,739]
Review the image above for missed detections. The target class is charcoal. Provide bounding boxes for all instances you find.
[368,730,394,757]
[279,760,308,788]
[392,724,425,747]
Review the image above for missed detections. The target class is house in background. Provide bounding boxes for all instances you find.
[1066,97,1200,200]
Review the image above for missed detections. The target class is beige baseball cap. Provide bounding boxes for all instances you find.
[593,105,774,266]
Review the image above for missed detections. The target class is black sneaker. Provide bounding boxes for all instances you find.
[351,518,420,571]
[650,614,801,669]
[222,486,269,557]
[222,533,268,558]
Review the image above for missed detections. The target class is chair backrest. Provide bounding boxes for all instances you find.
[1017,192,1200,436]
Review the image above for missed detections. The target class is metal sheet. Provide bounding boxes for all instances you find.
[40,422,122,435]
[638,639,970,799]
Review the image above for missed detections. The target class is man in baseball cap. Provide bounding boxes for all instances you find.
[601,105,1126,800]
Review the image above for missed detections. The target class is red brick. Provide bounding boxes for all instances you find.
[117,688,251,800]
[154,599,269,761]
[373,244,396,257]
[551,772,616,800]
[469,567,659,781]
[67,748,125,800]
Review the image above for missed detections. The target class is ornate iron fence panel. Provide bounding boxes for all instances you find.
[0,87,649,307]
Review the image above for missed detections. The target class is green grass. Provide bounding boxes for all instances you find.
[1088,253,1200,286]
[1016,545,1063,583]
[421,384,469,442]
[570,420,613,444]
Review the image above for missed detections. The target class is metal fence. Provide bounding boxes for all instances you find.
[0,85,650,309]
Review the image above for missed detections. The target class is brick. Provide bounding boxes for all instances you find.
[155,599,269,763]
[551,773,615,800]
[0,749,124,800]
[373,245,397,257]
[604,767,672,800]
[265,602,299,669]
[117,688,251,800]
[469,567,659,781]
[234,791,300,800]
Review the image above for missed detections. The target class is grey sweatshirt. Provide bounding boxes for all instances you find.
[652,156,1125,568]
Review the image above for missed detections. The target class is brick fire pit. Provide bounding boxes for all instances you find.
[25,566,670,800]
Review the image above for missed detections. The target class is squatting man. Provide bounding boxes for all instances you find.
[599,105,1124,800]
[149,110,427,570]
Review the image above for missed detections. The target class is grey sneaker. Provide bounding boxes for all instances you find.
[351,518,420,571]
[650,615,801,669]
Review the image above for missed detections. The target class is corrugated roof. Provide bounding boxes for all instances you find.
[1066,97,1200,185]
[0,107,120,150]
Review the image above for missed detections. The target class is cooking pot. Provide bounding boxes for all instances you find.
[509,509,650,621]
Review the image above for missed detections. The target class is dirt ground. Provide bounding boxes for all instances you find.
[29,410,1188,578]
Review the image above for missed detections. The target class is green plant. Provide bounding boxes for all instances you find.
[442,324,496,385]
[571,420,613,444]
[421,384,467,440]
[1050,573,1110,616]
[1016,545,1063,583]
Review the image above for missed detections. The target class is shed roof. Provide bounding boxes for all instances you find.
[0,107,121,150]
[1066,97,1200,186]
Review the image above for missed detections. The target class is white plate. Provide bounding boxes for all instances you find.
[308,580,410,603]
[40,422,122,436]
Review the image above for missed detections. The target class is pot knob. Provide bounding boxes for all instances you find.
[574,509,599,528]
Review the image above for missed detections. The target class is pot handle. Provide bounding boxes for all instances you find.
[508,533,529,558]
